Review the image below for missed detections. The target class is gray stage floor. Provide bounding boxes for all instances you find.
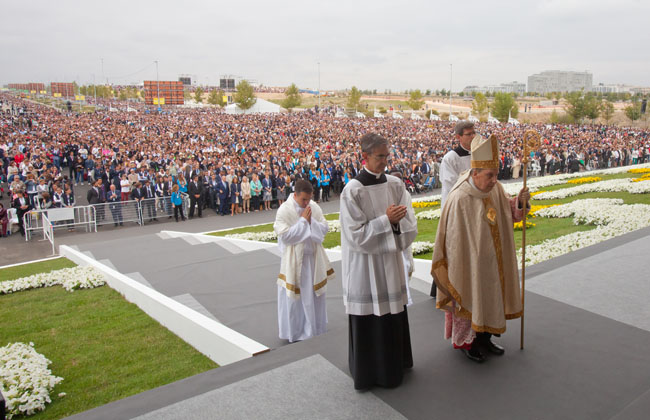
[67,227,650,420]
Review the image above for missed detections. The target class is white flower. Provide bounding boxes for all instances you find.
[416,209,442,220]
[519,198,650,265]
[224,231,278,242]
[411,241,435,255]
[0,266,106,295]
[0,342,63,419]
[413,194,441,203]
[533,178,650,200]
[327,219,341,232]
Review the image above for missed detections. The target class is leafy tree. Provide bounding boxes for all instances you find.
[491,92,518,122]
[234,80,256,111]
[282,83,302,109]
[472,93,489,121]
[118,90,128,101]
[194,87,204,103]
[184,90,192,100]
[425,89,431,96]
[624,99,642,122]
[564,91,586,123]
[458,91,464,97]
[584,94,600,123]
[599,100,615,124]
[207,89,226,106]
[347,86,362,109]
[407,89,424,110]
[440,88,447,97]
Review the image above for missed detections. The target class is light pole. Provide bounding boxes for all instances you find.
[92,74,96,105]
[155,60,160,110]
[449,64,452,119]
[318,61,321,111]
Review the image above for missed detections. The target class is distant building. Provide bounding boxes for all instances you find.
[462,81,526,96]
[527,70,592,94]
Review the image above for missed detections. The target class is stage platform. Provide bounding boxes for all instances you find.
[64,227,650,420]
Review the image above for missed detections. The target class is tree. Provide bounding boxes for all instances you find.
[234,80,256,111]
[564,91,586,123]
[599,100,615,124]
[118,90,128,101]
[491,92,518,122]
[207,89,226,106]
[347,86,362,109]
[472,92,489,121]
[425,89,431,96]
[282,83,302,110]
[194,87,204,103]
[624,99,642,122]
[584,94,600,123]
[440,88,447,97]
[407,89,424,110]
[184,89,192,100]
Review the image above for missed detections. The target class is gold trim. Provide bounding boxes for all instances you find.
[483,197,506,307]
[326,268,335,276]
[278,277,301,294]
[278,273,286,280]
[471,134,499,169]
[313,278,327,291]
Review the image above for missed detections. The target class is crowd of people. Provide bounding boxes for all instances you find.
[1,91,650,237]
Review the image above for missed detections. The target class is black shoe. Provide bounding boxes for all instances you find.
[114,223,118,227]
[120,223,124,226]
[153,218,158,221]
[483,339,505,355]
[462,347,486,363]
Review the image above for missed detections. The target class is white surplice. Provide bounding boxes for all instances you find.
[440,146,471,206]
[340,171,417,316]
[277,201,329,342]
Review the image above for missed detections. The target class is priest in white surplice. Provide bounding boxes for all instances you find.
[341,133,418,390]
[274,179,335,343]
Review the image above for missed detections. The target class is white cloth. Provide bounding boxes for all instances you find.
[340,174,417,316]
[275,195,331,342]
[440,147,471,206]
[274,194,333,298]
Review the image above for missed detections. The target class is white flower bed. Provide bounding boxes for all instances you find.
[411,241,435,255]
[0,266,106,295]
[327,220,341,232]
[532,178,650,200]
[520,198,650,265]
[412,194,441,203]
[0,342,63,419]
[224,231,278,242]
[416,209,442,220]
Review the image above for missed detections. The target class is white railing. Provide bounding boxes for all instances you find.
[42,213,56,255]
[24,206,95,241]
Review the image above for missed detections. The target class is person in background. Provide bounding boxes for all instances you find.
[171,184,185,222]
[241,176,251,213]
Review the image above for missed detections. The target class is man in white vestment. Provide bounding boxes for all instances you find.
[274,179,335,343]
[341,133,418,390]
[440,121,475,206]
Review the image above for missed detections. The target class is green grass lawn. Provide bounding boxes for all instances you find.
[206,174,650,263]
[1,259,218,420]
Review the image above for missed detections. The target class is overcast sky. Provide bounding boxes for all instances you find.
[2,0,649,91]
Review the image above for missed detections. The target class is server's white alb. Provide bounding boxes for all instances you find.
[274,194,334,342]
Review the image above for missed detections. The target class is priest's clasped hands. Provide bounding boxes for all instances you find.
[386,204,407,224]
[301,206,312,223]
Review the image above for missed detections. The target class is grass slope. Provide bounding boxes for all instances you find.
[0,259,217,420]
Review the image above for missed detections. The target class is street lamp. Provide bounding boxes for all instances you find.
[318,61,321,111]
[155,60,160,110]
[449,64,452,119]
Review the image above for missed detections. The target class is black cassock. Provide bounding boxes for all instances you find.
[346,169,414,390]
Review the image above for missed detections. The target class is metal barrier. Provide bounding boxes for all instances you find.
[24,206,95,241]
[91,199,143,227]
[42,213,56,255]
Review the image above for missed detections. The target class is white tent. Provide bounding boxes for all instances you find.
[373,111,384,118]
[488,114,500,124]
[392,112,404,119]
[449,114,459,122]
[335,109,348,118]
[468,115,479,123]
[429,113,441,121]
[225,98,282,115]
[508,117,520,125]
[355,111,366,118]
[411,112,423,120]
